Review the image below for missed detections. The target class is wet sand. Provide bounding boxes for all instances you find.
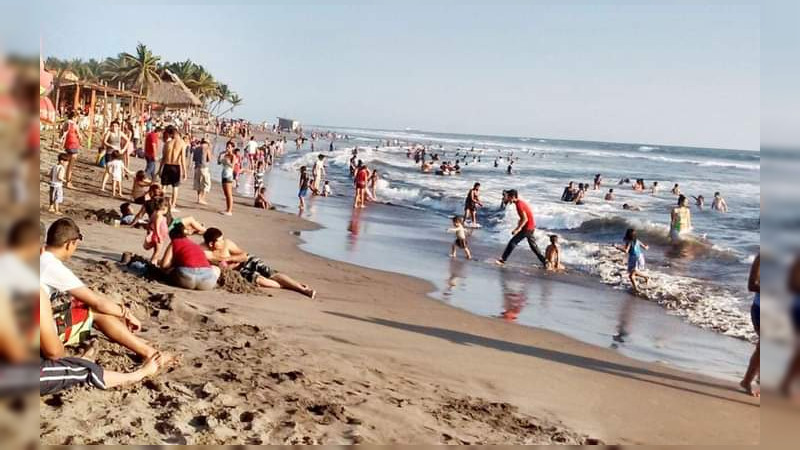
[38,137,759,444]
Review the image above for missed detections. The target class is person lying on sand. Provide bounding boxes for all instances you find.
[202,227,316,298]
[41,218,174,365]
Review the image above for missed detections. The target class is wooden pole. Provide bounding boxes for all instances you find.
[73,83,80,111]
[87,89,97,149]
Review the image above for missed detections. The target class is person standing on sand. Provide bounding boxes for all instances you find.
[40,218,172,365]
[144,125,161,180]
[157,126,186,212]
[495,190,547,267]
[192,138,212,205]
[100,120,128,167]
[218,142,235,216]
[464,182,483,226]
[740,253,760,397]
[60,110,82,188]
[202,228,317,298]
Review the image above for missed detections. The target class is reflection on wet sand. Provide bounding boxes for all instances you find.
[444,258,467,299]
[347,208,363,253]
[500,268,531,322]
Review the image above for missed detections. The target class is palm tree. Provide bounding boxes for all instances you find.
[120,42,161,94]
[217,93,243,117]
[100,54,129,85]
[46,57,74,111]
[211,83,232,114]
[166,59,198,83]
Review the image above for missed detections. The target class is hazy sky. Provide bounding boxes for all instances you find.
[36,0,759,150]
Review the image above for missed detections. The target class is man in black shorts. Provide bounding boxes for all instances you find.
[158,125,186,212]
[202,227,316,298]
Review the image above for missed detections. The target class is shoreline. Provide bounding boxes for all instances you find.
[39,137,759,444]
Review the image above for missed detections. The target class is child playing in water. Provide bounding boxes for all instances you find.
[254,160,266,197]
[323,181,332,197]
[101,151,133,198]
[254,187,271,209]
[545,235,565,272]
[48,153,69,214]
[619,228,650,293]
[298,166,310,209]
[447,216,472,260]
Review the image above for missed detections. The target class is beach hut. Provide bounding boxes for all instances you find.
[277,117,300,132]
[146,69,203,111]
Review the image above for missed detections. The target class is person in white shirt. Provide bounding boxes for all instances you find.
[311,154,326,194]
[48,153,69,214]
[101,150,133,198]
[40,218,171,364]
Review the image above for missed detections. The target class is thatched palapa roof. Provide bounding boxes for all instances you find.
[147,69,202,108]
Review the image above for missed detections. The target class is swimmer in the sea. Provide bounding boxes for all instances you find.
[622,203,641,211]
[691,195,705,209]
[671,183,681,196]
[605,188,615,201]
[651,181,659,195]
[712,192,728,212]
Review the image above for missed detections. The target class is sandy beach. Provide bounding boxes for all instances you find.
[37,136,759,445]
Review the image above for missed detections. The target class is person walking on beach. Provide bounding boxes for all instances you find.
[218,142,235,216]
[354,162,369,209]
[495,190,547,267]
[619,228,650,293]
[157,126,186,212]
[740,253,760,397]
[192,138,212,205]
[669,195,693,242]
[298,166,310,210]
[447,216,472,260]
[464,182,483,226]
[60,110,81,188]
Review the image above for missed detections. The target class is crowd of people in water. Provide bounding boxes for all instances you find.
[13,119,795,402]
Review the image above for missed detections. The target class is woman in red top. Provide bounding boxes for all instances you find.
[353,162,369,209]
[160,223,220,290]
[60,110,82,188]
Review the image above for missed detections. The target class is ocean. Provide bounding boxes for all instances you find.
[216,127,760,380]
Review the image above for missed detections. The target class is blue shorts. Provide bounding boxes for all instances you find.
[792,297,800,333]
[750,302,760,334]
[298,188,308,198]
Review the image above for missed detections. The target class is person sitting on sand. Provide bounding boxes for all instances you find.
[159,223,220,291]
[447,216,472,260]
[40,218,171,366]
[545,235,566,272]
[619,228,650,293]
[604,188,615,201]
[254,187,271,209]
[202,228,316,298]
[119,203,136,226]
[712,191,728,213]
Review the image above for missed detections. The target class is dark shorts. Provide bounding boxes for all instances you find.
[751,302,760,335]
[133,195,147,205]
[40,357,106,395]
[160,164,181,187]
[65,148,79,155]
[455,237,467,249]
[221,177,234,184]
[238,255,276,283]
[465,201,475,212]
[298,188,308,198]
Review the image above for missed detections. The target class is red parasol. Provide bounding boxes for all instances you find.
[40,96,56,123]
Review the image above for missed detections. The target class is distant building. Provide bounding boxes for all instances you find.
[277,117,300,132]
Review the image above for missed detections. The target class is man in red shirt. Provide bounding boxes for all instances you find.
[144,126,162,179]
[496,189,547,267]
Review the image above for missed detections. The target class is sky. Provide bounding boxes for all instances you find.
[31,0,760,150]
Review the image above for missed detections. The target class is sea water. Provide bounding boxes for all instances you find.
[215,128,760,380]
